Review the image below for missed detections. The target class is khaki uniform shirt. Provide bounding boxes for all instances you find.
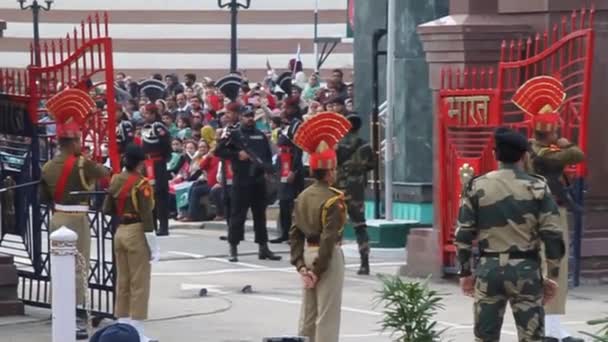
[103,172,155,233]
[289,181,347,277]
[40,152,109,205]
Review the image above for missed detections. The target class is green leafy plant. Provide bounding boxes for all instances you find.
[374,275,446,342]
[579,318,608,341]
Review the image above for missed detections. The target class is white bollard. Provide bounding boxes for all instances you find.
[50,226,78,342]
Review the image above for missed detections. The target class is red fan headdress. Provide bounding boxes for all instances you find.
[46,88,95,138]
[511,76,566,132]
[294,112,351,170]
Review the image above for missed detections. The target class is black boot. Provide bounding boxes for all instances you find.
[269,237,288,244]
[357,251,370,275]
[76,310,89,340]
[229,244,238,262]
[259,243,282,261]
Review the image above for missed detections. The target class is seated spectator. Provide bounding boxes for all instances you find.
[180,141,217,222]
[169,140,196,218]
[162,112,179,137]
[176,116,192,140]
[303,73,321,102]
[167,138,183,172]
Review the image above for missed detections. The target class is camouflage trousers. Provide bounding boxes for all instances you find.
[342,186,369,255]
[474,257,545,342]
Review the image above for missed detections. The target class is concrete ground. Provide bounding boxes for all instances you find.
[1,223,607,342]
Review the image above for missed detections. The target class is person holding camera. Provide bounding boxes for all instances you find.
[214,104,281,262]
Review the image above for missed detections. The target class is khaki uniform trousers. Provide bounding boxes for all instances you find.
[299,245,344,342]
[114,223,151,320]
[541,207,569,315]
[50,212,90,307]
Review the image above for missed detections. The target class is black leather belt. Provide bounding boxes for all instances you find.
[119,217,142,225]
[306,237,320,245]
[481,251,539,260]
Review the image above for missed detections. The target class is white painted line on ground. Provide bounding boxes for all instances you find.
[167,251,205,259]
[245,294,490,332]
[207,257,268,269]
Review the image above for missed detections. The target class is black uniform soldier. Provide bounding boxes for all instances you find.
[271,72,304,243]
[336,114,375,275]
[215,104,281,262]
[40,88,111,340]
[103,144,159,342]
[216,73,244,235]
[512,75,585,342]
[455,127,565,342]
[141,103,172,236]
[116,107,135,155]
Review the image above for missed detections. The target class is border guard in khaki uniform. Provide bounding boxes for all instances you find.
[103,143,159,342]
[512,76,585,342]
[455,127,565,341]
[289,112,351,342]
[40,88,111,340]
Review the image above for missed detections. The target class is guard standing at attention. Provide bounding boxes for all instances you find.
[40,88,111,340]
[215,104,281,262]
[336,114,375,275]
[141,103,172,236]
[290,112,351,342]
[455,127,565,342]
[216,73,243,233]
[103,143,159,342]
[271,73,304,243]
[512,76,586,342]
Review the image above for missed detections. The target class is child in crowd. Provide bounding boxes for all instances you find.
[176,116,192,140]
[162,113,179,137]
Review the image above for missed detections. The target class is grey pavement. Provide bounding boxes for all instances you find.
[1,224,607,342]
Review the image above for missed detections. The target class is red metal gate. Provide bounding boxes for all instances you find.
[0,12,119,318]
[438,6,595,274]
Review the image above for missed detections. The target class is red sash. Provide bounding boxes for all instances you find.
[224,160,233,185]
[54,155,78,203]
[279,147,292,183]
[116,174,139,217]
[144,159,155,181]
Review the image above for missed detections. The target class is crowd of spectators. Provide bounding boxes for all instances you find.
[112,61,355,222]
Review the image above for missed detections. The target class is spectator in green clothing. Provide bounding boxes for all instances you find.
[176,116,192,140]
[162,112,179,137]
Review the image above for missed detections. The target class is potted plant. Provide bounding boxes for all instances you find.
[375,275,446,341]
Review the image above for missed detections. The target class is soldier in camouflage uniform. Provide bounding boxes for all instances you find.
[336,114,375,275]
[512,75,585,342]
[455,127,565,342]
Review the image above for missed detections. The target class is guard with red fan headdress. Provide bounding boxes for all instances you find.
[512,75,585,342]
[40,88,110,340]
[141,103,172,236]
[289,112,350,342]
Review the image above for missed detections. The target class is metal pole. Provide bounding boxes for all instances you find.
[230,1,238,72]
[32,3,41,66]
[371,29,386,220]
[384,0,396,221]
[314,0,319,72]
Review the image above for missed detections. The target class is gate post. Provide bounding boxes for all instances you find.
[50,227,77,342]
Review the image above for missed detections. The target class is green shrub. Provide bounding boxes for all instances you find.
[579,318,608,341]
[375,275,446,342]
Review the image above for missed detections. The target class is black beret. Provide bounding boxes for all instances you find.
[346,114,362,131]
[124,143,145,163]
[241,104,255,117]
[326,96,346,106]
[89,323,140,342]
[494,127,528,152]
